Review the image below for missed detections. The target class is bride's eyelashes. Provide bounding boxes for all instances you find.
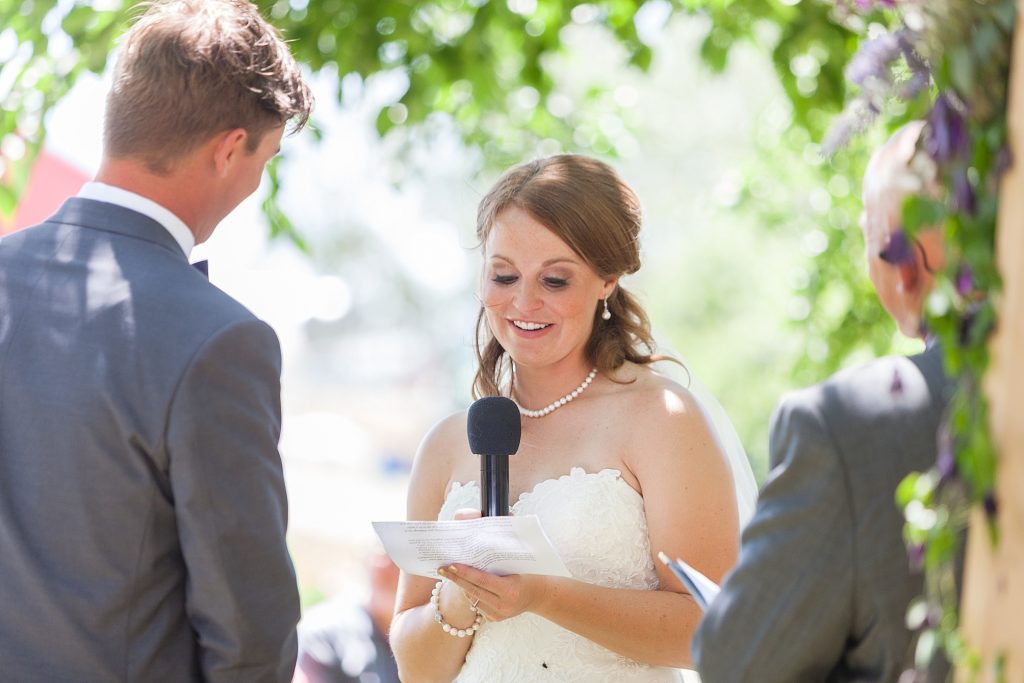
[489,273,572,290]
[542,277,569,289]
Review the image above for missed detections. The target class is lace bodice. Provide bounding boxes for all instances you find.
[438,467,694,683]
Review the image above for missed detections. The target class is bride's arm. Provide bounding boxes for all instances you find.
[390,414,480,683]
[441,384,740,669]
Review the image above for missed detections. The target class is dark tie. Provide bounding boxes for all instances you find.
[191,260,209,278]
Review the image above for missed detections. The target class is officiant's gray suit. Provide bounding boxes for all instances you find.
[693,343,952,683]
[0,199,300,681]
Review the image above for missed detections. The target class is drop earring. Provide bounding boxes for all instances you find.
[601,297,611,321]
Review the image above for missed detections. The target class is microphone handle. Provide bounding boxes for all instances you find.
[480,454,510,517]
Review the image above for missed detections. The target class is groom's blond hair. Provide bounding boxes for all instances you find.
[104,0,313,174]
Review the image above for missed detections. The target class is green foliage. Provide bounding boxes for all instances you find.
[262,156,311,254]
[0,0,130,207]
[688,0,853,138]
[0,0,667,217]
[679,0,909,382]
[0,0,903,402]
[902,196,947,235]
[684,0,1016,674]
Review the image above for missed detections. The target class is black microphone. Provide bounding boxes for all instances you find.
[467,397,521,517]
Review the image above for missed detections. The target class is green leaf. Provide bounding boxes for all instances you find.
[948,47,975,98]
[0,183,18,219]
[901,196,947,235]
[896,471,921,508]
[699,31,729,72]
[991,0,1017,32]
[261,157,309,253]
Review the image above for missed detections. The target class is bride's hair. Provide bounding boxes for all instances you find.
[472,154,660,399]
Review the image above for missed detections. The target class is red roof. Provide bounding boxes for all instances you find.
[1,149,90,235]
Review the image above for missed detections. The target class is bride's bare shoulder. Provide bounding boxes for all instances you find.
[417,410,470,460]
[608,361,702,420]
[406,410,472,518]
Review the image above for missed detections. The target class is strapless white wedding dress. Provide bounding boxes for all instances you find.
[438,467,699,683]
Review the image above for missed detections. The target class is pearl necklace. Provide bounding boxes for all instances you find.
[514,368,598,418]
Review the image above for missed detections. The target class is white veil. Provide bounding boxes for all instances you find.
[651,347,758,530]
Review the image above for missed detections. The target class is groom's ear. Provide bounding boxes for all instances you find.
[896,258,921,295]
[211,127,249,177]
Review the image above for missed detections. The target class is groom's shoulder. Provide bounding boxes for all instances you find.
[179,275,259,328]
[133,263,271,361]
[775,352,937,433]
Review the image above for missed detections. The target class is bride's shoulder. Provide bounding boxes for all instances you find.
[410,411,471,479]
[408,410,471,508]
[417,410,469,456]
[614,365,733,481]
[609,361,702,418]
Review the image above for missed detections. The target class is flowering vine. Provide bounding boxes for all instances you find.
[827,0,1016,678]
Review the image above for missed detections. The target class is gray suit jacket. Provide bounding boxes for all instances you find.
[0,199,300,682]
[693,344,951,683]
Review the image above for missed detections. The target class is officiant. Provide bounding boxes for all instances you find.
[693,121,954,682]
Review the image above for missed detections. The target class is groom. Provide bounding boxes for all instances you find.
[693,122,953,682]
[0,1,312,681]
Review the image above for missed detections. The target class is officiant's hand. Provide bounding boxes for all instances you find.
[438,563,549,623]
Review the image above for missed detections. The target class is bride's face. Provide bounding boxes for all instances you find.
[479,206,615,371]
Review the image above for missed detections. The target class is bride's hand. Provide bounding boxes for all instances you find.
[438,564,547,623]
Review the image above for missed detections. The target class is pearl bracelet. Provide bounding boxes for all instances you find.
[430,580,483,638]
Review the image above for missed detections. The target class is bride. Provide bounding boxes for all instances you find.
[390,154,756,682]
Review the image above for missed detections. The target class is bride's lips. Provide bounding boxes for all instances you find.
[507,319,553,338]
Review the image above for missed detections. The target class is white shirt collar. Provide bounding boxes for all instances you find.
[77,181,195,257]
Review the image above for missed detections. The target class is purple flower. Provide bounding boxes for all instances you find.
[846,33,901,86]
[898,71,931,100]
[822,99,877,157]
[896,32,931,99]
[983,492,998,520]
[952,168,977,215]
[955,263,974,298]
[879,230,914,265]
[897,32,929,76]
[908,543,925,571]
[937,430,957,483]
[890,368,905,395]
[924,95,969,164]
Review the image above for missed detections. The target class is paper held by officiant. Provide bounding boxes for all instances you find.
[372,515,572,579]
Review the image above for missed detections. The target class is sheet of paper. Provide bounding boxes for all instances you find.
[658,551,721,611]
[372,515,572,579]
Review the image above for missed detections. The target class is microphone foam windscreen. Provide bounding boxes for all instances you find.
[467,396,522,456]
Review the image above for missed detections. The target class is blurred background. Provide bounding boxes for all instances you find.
[0,0,918,608]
